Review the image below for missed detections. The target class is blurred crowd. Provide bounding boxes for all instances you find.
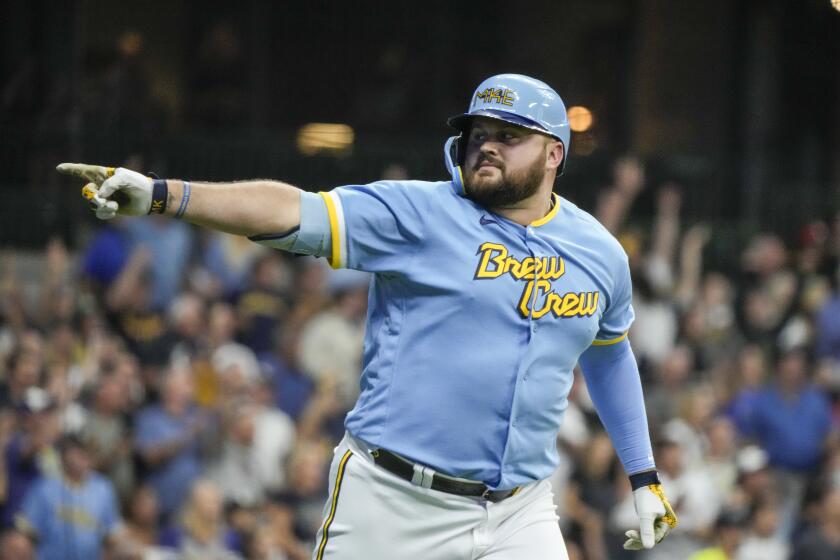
[0,207,370,559]
[0,156,838,560]
[553,158,840,560]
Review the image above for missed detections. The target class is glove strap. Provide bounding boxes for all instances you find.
[629,469,660,491]
[149,179,168,214]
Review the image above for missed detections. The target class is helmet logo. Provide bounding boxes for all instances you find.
[474,88,515,107]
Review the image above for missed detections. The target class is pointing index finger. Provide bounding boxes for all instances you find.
[56,163,116,185]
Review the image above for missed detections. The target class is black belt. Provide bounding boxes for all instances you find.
[371,448,520,503]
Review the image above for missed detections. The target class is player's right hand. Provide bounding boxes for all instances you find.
[57,163,153,220]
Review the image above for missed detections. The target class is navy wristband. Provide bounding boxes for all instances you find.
[629,470,661,490]
[149,179,168,214]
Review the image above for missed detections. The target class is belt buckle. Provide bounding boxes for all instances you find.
[481,488,492,500]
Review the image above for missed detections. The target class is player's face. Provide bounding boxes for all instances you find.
[462,118,557,209]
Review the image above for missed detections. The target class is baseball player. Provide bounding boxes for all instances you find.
[59,74,677,559]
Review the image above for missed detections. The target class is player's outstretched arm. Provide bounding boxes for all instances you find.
[56,163,302,238]
[161,178,301,237]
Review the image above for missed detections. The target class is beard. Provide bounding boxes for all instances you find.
[463,151,547,209]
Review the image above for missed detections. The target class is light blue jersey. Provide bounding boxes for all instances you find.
[303,180,639,490]
[18,474,120,560]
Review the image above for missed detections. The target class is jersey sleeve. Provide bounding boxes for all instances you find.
[578,339,655,474]
[592,253,635,346]
[320,181,428,272]
[249,191,332,256]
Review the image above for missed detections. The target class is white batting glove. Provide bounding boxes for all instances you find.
[57,163,153,219]
[624,484,678,550]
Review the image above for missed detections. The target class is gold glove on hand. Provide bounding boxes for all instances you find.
[624,483,678,550]
[57,163,153,219]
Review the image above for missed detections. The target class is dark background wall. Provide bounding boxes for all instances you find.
[2,0,839,262]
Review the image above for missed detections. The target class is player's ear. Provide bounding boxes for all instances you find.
[545,140,564,171]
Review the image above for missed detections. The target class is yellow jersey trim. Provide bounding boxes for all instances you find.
[530,193,561,227]
[315,449,353,560]
[591,331,628,346]
[319,191,342,269]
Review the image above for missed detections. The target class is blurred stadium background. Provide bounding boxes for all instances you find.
[1,1,839,559]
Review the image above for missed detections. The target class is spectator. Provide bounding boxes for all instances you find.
[202,233,266,296]
[736,500,788,560]
[258,328,314,422]
[738,235,797,349]
[726,345,768,435]
[210,402,264,507]
[80,371,134,501]
[296,376,345,443]
[159,478,241,558]
[288,259,331,327]
[629,187,682,368]
[663,384,716,467]
[208,301,238,351]
[0,350,42,410]
[271,441,330,543]
[572,431,617,517]
[1,388,60,528]
[645,345,694,427]
[251,378,296,494]
[0,410,14,516]
[595,156,646,235]
[563,478,608,560]
[233,253,292,354]
[262,499,309,560]
[36,239,74,328]
[122,217,194,311]
[687,509,747,560]
[552,373,593,522]
[16,435,121,560]
[791,486,840,560]
[297,269,368,410]
[105,247,173,365]
[733,349,832,472]
[729,446,777,513]
[732,348,833,536]
[212,342,262,402]
[816,285,840,363]
[134,367,206,519]
[682,270,740,370]
[245,523,290,560]
[704,416,739,504]
[80,221,131,289]
[114,485,161,559]
[167,291,207,364]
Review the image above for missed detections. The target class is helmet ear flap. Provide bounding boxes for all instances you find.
[443,135,466,196]
[452,135,463,165]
